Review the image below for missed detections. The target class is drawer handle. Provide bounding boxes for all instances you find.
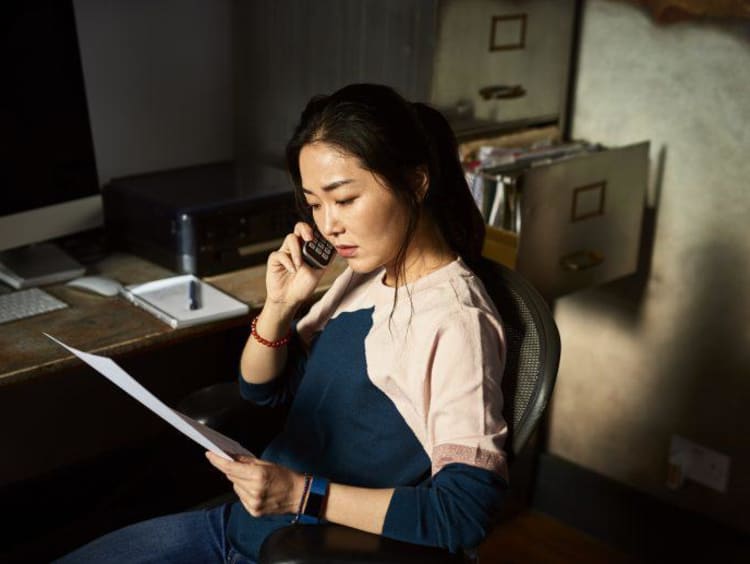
[479,84,526,100]
[560,250,605,272]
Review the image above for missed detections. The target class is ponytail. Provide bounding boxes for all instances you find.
[412,102,486,271]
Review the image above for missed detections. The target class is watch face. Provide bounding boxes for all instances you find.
[302,476,329,521]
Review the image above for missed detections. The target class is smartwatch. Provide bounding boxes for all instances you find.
[299,476,329,524]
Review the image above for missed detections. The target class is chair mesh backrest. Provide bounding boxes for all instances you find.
[477,260,560,458]
[505,285,542,435]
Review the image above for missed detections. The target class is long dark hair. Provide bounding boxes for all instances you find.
[286,83,486,284]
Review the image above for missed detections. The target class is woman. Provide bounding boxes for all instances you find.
[58,84,508,563]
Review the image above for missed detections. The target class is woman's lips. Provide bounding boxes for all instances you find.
[336,245,358,258]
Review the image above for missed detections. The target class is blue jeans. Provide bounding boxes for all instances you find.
[54,504,253,564]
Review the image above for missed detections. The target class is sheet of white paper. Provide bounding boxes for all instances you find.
[44,333,254,461]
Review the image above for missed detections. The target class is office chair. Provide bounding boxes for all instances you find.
[179,258,560,564]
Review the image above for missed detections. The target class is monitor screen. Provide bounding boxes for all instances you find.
[0,0,101,252]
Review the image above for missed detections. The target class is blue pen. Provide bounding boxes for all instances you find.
[188,279,201,310]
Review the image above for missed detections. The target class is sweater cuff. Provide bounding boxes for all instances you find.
[382,463,507,553]
[238,376,281,405]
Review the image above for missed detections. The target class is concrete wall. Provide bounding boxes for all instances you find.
[548,0,750,533]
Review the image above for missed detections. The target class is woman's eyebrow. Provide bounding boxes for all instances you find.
[302,179,354,194]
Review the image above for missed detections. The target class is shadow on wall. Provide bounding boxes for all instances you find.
[643,219,750,536]
[551,139,749,529]
[606,143,667,319]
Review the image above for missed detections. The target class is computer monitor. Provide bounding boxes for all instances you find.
[0,0,102,288]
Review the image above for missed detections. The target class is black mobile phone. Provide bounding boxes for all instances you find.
[301,227,334,269]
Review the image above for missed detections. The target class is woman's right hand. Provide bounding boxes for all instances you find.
[265,222,327,310]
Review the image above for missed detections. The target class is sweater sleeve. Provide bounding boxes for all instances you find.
[383,307,509,552]
[238,325,309,407]
[238,268,355,406]
[383,463,507,552]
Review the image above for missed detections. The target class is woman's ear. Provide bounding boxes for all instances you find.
[414,166,430,203]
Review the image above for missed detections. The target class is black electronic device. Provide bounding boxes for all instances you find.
[0,0,102,287]
[301,227,335,269]
[103,163,298,276]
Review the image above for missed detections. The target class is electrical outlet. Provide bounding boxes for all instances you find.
[669,435,730,493]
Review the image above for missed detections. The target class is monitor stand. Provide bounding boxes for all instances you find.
[0,243,85,289]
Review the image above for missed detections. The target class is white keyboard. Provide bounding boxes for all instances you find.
[0,287,68,325]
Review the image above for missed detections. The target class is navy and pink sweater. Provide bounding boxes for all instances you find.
[227,258,509,560]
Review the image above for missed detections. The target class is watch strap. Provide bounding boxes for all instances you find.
[299,475,329,524]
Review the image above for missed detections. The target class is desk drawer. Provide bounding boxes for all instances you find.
[515,142,649,299]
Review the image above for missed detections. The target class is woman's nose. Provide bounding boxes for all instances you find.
[319,206,342,237]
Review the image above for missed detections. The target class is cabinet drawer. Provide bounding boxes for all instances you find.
[515,142,649,298]
[483,225,518,269]
[432,0,576,124]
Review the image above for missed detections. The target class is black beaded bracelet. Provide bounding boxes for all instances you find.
[292,473,312,524]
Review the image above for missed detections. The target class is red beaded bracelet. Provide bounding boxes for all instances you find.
[251,316,291,348]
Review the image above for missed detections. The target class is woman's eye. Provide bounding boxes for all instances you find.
[307,203,321,211]
[337,198,355,206]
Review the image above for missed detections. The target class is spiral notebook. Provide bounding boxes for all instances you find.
[123,274,249,328]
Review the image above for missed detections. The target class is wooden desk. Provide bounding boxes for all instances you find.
[0,253,345,387]
[0,253,345,486]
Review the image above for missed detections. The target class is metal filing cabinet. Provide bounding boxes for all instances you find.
[511,142,649,299]
[432,0,577,127]
[433,0,650,299]
[473,141,649,300]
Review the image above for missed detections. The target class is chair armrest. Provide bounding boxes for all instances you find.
[258,524,468,564]
[176,381,287,455]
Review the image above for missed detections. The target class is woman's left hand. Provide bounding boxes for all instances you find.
[205,452,304,517]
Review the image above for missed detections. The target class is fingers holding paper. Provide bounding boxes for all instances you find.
[205,452,304,518]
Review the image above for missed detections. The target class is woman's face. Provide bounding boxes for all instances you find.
[299,141,410,277]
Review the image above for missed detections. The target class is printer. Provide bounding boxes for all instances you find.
[103,162,298,276]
